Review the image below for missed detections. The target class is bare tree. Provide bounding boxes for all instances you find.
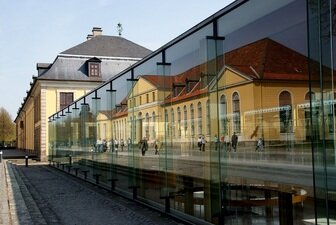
[0,107,15,147]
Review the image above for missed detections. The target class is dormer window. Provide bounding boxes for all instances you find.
[185,78,199,93]
[89,62,100,77]
[87,57,102,77]
[172,83,185,97]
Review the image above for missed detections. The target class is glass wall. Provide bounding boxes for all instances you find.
[48,0,336,224]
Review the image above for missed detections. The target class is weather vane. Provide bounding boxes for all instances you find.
[117,23,123,36]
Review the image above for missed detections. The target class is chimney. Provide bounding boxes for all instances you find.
[86,34,93,40]
[92,27,103,37]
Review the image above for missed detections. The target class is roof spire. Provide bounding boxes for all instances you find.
[117,23,123,36]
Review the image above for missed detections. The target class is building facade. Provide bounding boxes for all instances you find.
[15,27,151,161]
[49,1,335,224]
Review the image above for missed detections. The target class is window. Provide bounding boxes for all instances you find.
[152,92,155,102]
[328,93,336,133]
[152,112,156,138]
[34,94,41,123]
[145,113,149,138]
[139,96,142,105]
[220,95,228,135]
[304,92,312,138]
[232,92,241,133]
[113,122,116,138]
[89,62,100,77]
[279,91,292,133]
[124,118,127,139]
[190,104,195,137]
[183,105,188,137]
[146,94,149,103]
[171,108,175,137]
[165,109,169,136]
[177,107,181,137]
[60,92,74,110]
[34,127,40,153]
[206,100,210,135]
[197,102,202,135]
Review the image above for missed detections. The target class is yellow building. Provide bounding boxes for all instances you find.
[113,38,313,151]
[15,27,151,161]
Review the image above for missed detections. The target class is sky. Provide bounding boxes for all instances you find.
[0,0,235,119]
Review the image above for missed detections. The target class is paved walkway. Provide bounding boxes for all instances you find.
[0,161,11,224]
[0,160,185,225]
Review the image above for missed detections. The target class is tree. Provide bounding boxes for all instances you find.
[0,107,15,146]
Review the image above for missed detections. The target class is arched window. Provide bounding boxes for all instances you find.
[279,91,292,133]
[113,121,116,138]
[129,116,132,139]
[190,104,195,137]
[177,107,181,137]
[134,115,137,140]
[206,100,210,135]
[183,105,188,137]
[197,102,202,135]
[145,113,150,138]
[232,92,241,133]
[220,95,227,135]
[124,118,127,140]
[164,109,169,136]
[171,108,175,137]
[116,121,119,140]
[152,111,156,139]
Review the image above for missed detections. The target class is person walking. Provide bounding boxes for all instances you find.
[201,136,206,151]
[141,137,148,156]
[255,138,264,152]
[231,132,238,152]
[214,134,218,151]
[198,136,202,151]
[120,139,125,152]
[153,139,159,155]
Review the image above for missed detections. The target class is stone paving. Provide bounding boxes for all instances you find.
[0,161,11,225]
[0,160,186,225]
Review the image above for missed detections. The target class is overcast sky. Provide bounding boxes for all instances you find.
[0,0,235,118]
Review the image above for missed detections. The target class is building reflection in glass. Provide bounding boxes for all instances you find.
[48,0,336,224]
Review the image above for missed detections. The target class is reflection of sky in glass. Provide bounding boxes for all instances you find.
[218,0,307,56]
[113,72,131,104]
[134,53,162,77]
[85,92,95,113]
[96,83,110,111]
[166,24,213,75]
[161,0,308,77]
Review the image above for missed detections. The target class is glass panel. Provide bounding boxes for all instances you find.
[215,0,312,224]
[134,53,162,77]
[126,72,141,196]
[166,23,213,76]
[308,0,336,223]
[46,0,334,224]
[107,74,129,191]
[70,102,80,168]
[48,116,56,162]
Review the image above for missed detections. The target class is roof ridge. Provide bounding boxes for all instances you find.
[59,35,152,58]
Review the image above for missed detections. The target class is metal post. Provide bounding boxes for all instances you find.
[0,151,3,163]
[25,155,28,167]
[69,155,72,166]
[165,197,170,213]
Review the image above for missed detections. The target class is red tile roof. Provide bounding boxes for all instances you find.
[141,75,174,90]
[225,38,309,80]
[132,38,320,107]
